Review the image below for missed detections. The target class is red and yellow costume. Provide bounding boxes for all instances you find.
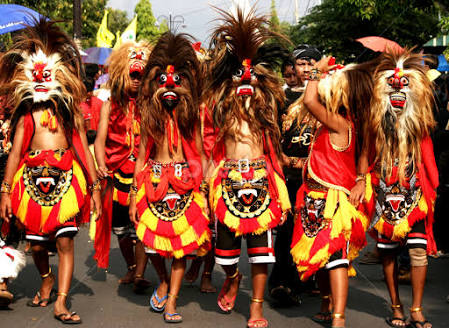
[11,114,91,238]
[291,124,369,280]
[135,138,211,258]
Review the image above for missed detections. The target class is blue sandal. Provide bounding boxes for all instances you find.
[149,286,167,313]
[163,312,183,324]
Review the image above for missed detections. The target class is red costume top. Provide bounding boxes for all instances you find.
[80,95,102,131]
[105,99,140,172]
[306,123,356,194]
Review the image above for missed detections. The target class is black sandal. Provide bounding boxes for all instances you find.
[386,304,407,327]
[54,311,82,324]
[409,307,432,328]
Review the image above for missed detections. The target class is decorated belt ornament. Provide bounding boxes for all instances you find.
[148,186,194,222]
[221,165,271,219]
[370,174,420,229]
[300,194,329,238]
[23,163,73,206]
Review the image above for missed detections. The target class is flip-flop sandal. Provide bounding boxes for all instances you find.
[149,286,167,313]
[54,311,82,324]
[26,289,56,307]
[386,317,408,327]
[0,289,13,307]
[247,318,269,328]
[163,312,183,324]
[217,272,242,313]
[312,312,332,324]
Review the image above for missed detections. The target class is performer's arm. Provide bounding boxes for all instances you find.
[303,57,347,134]
[129,135,147,224]
[78,122,102,217]
[0,117,25,222]
[349,138,369,206]
[94,100,111,179]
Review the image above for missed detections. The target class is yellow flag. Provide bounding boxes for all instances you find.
[113,30,121,50]
[121,15,137,43]
[96,10,115,48]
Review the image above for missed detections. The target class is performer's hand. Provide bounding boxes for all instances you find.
[314,56,338,74]
[349,180,365,207]
[279,210,289,226]
[129,196,139,225]
[92,190,102,219]
[97,166,109,180]
[0,193,12,223]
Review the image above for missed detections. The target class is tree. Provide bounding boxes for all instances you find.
[107,7,130,37]
[289,0,441,62]
[134,0,163,44]
[270,0,281,34]
[0,0,107,48]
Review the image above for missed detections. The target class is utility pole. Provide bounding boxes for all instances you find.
[73,0,82,46]
[295,0,299,23]
[157,13,186,32]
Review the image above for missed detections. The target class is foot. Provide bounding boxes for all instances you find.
[0,289,13,307]
[151,282,168,310]
[332,314,345,328]
[133,275,151,294]
[30,272,55,307]
[164,294,182,323]
[54,298,81,324]
[218,271,242,312]
[249,300,266,327]
[118,266,136,284]
[200,272,216,293]
[312,295,332,322]
[410,308,432,328]
[388,305,407,327]
[185,261,201,284]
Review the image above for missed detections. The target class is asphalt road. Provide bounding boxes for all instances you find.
[1,227,448,327]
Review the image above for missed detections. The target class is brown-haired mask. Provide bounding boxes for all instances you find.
[139,32,201,142]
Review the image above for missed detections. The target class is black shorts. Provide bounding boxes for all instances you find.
[377,220,427,251]
[214,220,275,265]
[325,244,349,270]
[112,201,137,239]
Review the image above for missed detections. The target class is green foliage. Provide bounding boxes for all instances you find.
[270,0,280,32]
[0,0,107,48]
[107,8,131,37]
[134,0,163,44]
[289,0,441,62]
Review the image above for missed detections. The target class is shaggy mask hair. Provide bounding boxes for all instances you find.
[206,7,289,155]
[370,50,435,182]
[107,41,151,110]
[138,32,201,142]
[0,18,85,139]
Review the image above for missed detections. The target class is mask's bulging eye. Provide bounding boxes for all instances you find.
[387,76,395,85]
[235,69,243,77]
[129,50,137,59]
[159,74,167,85]
[173,74,181,85]
[400,76,409,86]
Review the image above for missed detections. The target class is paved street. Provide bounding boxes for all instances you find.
[1,228,448,327]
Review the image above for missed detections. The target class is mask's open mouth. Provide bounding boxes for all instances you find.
[236,85,254,96]
[389,92,406,109]
[162,91,179,109]
[34,85,48,93]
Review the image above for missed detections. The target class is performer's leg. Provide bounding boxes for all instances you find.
[118,236,136,282]
[54,236,81,322]
[249,263,268,321]
[164,257,186,322]
[200,248,216,293]
[408,222,431,327]
[379,246,405,325]
[312,269,332,322]
[329,266,348,327]
[149,254,169,308]
[185,256,202,283]
[30,240,55,306]
[133,240,150,292]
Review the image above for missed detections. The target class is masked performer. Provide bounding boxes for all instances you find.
[0,19,101,324]
[0,236,25,307]
[203,8,291,328]
[129,32,211,324]
[94,41,151,292]
[358,50,438,328]
[289,57,373,328]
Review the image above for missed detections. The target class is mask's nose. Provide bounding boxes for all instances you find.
[241,67,251,83]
